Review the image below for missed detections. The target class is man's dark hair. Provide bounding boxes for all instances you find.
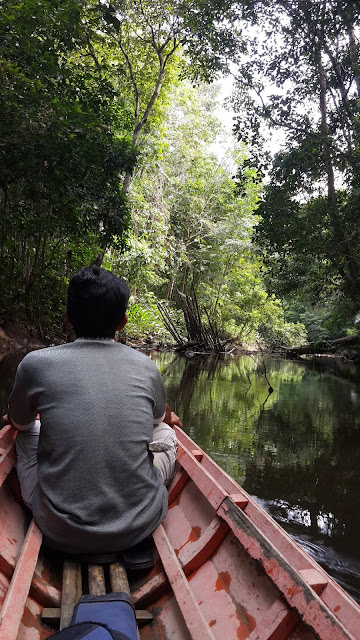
[67,267,130,338]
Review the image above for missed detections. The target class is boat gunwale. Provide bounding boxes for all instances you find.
[173,425,360,639]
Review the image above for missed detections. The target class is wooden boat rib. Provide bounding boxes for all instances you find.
[1,422,360,640]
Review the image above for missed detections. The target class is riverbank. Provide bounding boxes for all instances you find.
[0,320,46,358]
[2,317,360,363]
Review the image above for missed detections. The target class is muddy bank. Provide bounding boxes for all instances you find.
[0,319,46,360]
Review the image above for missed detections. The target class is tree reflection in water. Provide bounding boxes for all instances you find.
[153,352,360,603]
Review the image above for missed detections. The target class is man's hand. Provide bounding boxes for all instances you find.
[164,404,182,428]
[169,412,182,428]
[1,414,10,428]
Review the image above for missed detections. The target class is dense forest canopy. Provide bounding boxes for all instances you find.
[233,0,360,340]
[0,0,359,348]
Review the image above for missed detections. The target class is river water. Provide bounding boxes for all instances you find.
[1,349,360,602]
[152,351,360,604]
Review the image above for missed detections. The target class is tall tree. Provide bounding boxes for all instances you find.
[0,0,246,332]
[84,0,244,262]
[0,0,136,332]
[232,0,360,327]
[110,83,305,346]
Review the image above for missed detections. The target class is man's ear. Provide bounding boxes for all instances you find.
[116,313,128,332]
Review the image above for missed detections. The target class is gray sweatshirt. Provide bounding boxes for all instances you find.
[9,339,168,554]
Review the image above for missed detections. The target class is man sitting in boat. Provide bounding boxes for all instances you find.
[6,266,179,560]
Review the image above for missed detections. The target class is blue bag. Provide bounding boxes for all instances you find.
[49,622,129,640]
[50,592,138,640]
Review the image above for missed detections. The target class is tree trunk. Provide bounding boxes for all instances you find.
[213,257,232,316]
[122,172,132,195]
[0,185,7,262]
[93,63,167,267]
[167,276,176,300]
[317,49,359,287]
[285,334,360,357]
[347,25,360,97]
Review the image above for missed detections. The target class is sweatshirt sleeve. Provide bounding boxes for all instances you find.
[8,360,37,430]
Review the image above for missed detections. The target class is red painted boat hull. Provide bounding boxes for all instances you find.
[1,423,360,639]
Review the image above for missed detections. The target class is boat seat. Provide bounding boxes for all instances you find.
[41,557,153,633]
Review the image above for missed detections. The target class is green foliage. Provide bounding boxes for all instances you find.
[0,0,249,337]
[284,297,360,343]
[92,0,246,196]
[0,0,138,331]
[2,0,336,347]
[109,81,304,347]
[231,0,360,339]
[125,294,185,342]
[126,300,163,341]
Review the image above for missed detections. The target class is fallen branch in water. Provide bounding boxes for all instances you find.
[249,345,274,394]
[284,334,360,357]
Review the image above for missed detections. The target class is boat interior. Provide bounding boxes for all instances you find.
[0,424,359,640]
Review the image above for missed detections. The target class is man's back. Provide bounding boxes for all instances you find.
[9,339,168,554]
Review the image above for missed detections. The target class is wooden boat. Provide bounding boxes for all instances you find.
[1,422,360,640]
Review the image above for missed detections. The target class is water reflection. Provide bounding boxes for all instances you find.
[256,496,360,603]
[153,352,360,603]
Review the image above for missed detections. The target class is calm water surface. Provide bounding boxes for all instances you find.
[1,349,360,602]
[152,351,360,604]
